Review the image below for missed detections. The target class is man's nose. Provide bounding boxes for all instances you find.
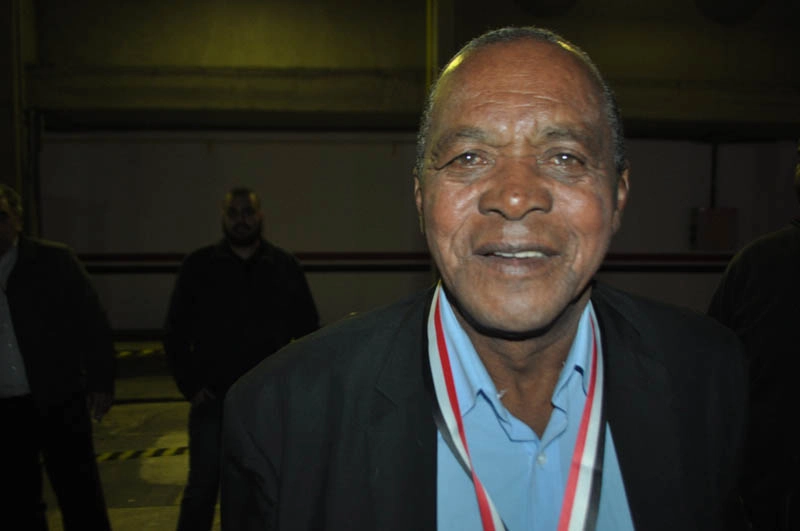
[477,157,553,220]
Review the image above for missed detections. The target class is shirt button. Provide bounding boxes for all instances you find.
[536,453,547,466]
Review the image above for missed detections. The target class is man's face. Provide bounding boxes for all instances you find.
[0,197,22,256]
[222,193,263,247]
[415,40,629,337]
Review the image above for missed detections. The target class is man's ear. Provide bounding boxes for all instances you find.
[413,172,425,234]
[612,166,630,234]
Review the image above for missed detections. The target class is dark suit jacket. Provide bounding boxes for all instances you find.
[6,236,115,410]
[222,282,747,531]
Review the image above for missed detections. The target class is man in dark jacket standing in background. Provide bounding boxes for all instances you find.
[0,183,115,531]
[165,186,319,531]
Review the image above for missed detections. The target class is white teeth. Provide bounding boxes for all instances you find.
[493,250,546,258]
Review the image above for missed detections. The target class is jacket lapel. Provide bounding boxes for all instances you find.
[367,292,438,530]
[6,236,34,285]
[593,289,692,528]
[362,285,693,529]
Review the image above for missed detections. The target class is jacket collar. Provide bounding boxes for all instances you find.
[591,283,691,527]
[367,288,437,530]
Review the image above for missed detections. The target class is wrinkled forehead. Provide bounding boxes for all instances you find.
[431,39,607,126]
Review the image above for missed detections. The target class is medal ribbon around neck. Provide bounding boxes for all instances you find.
[427,283,606,531]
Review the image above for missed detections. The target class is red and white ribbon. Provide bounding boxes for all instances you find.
[427,283,606,531]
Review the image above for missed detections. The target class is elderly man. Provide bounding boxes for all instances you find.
[0,184,115,530]
[166,186,319,531]
[221,27,747,531]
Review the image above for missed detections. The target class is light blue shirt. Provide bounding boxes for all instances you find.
[436,289,634,530]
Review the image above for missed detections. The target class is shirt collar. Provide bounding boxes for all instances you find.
[437,288,595,420]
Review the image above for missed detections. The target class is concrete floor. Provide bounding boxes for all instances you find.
[44,344,221,531]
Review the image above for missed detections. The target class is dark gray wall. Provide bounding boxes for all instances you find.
[39,132,798,329]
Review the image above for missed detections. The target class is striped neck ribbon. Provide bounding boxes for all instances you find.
[427,283,606,531]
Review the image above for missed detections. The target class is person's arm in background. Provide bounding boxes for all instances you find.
[164,255,207,403]
[286,256,319,340]
[64,247,116,421]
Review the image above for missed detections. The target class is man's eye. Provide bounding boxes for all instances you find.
[551,153,584,166]
[449,152,485,166]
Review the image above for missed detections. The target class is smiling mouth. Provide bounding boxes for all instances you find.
[491,250,548,259]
